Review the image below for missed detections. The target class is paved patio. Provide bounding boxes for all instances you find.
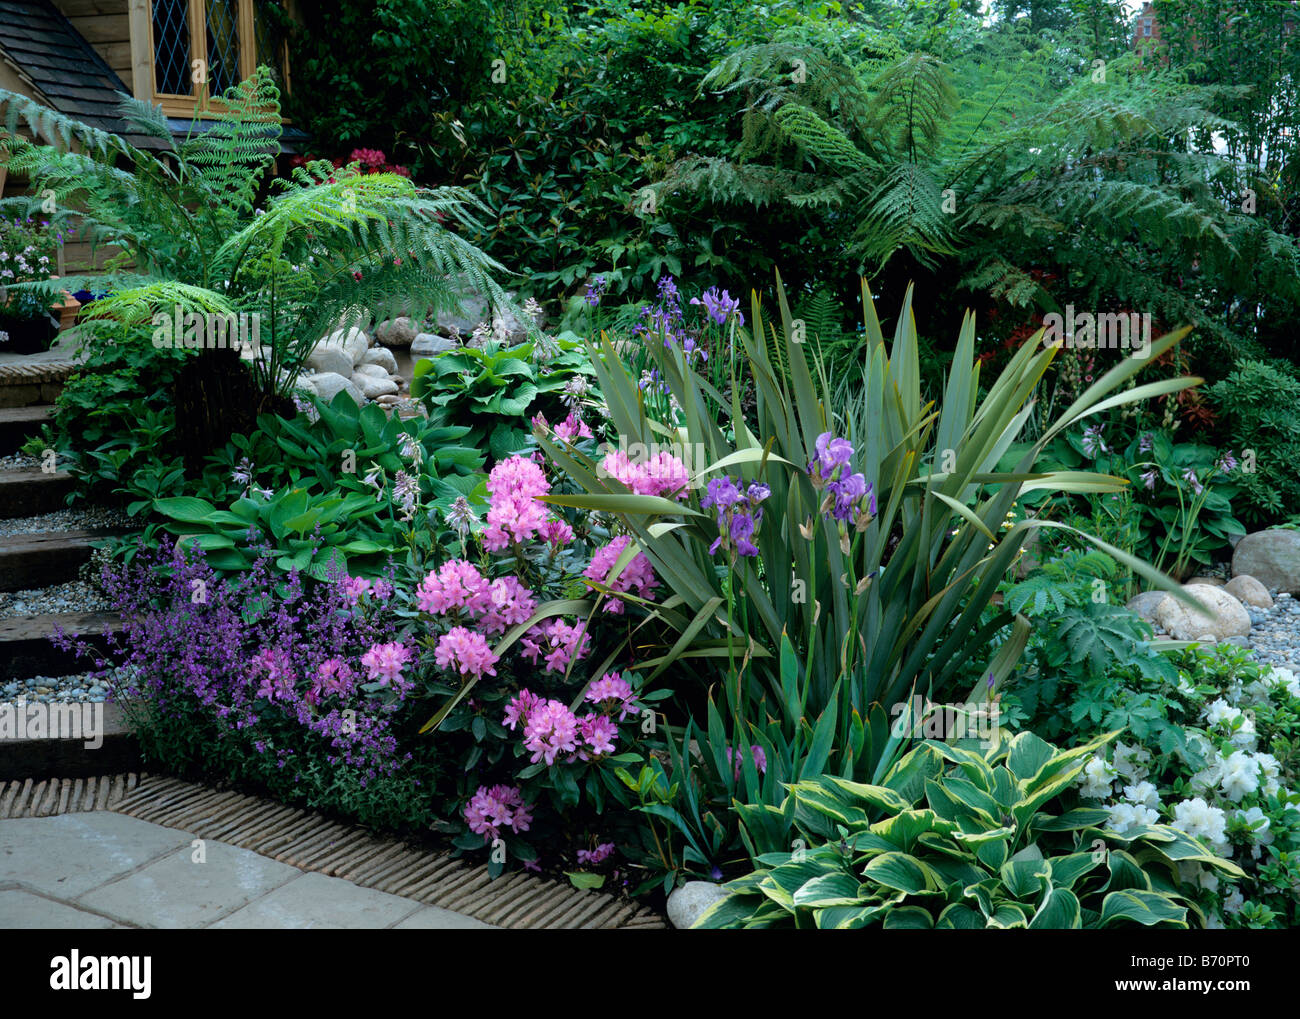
[0,811,494,929]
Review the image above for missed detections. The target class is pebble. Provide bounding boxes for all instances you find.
[0,578,112,619]
[0,505,129,539]
[0,673,112,705]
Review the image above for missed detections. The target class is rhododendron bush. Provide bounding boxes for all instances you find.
[63,445,679,880]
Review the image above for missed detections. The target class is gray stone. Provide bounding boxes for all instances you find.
[305,343,354,377]
[1233,530,1300,595]
[374,317,417,348]
[1187,576,1225,587]
[1155,585,1251,642]
[434,293,490,337]
[320,326,371,364]
[351,373,399,399]
[1126,590,1172,624]
[666,880,729,929]
[209,872,419,929]
[1225,574,1273,609]
[309,372,364,406]
[0,889,124,929]
[353,363,389,379]
[359,346,399,374]
[393,906,497,930]
[79,839,299,928]
[411,332,457,357]
[0,813,189,899]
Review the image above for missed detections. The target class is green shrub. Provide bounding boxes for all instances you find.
[1208,360,1300,525]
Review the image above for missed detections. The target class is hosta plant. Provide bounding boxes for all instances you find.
[695,731,1244,929]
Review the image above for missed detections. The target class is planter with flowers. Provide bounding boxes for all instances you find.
[0,216,68,354]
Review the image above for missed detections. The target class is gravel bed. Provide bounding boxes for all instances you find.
[0,504,130,538]
[0,578,113,619]
[0,452,41,470]
[1,673,113,704]
[1241,593,1300,672]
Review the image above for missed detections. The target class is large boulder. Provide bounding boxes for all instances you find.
[1155,585,1251,642]
[434,293,490,337]
[1126,590,1171,626]
[411,332,457,358]
[320,326,371,364]
[359,346,399,374]
[1232,530,1300,594]
[307,372,364,406]
[305,343,354,377]
[374,317,417,349]
[353,363,389,379]
[351,373,399,399]
[1225,574,1273,609]
[666,881,728,930]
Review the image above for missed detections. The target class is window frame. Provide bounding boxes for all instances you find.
[143,0,290,117]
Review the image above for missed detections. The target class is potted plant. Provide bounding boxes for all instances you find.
[0,216,65,354]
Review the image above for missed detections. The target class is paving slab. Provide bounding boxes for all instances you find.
[0,812,188,899]
[79,836,300,929]
[209,871,426,929]
[0,888,124,928]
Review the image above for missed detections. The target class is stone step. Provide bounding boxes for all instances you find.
[0,611,120,682]
[0,529,120,592]
[0,467,76,518]
[0,405,54,455]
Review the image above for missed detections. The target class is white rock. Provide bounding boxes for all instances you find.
[305,344,354,377]
[374,317,417,348]
[1186,576,1225,587]
[351,373,399,399]
[666,881,728,929]
[354,363,389,379]
[1155,585,1251,642]
[308,372,364,406]
[322,326,371,363]
[359,346,399,374]
[1224,574,1273,609]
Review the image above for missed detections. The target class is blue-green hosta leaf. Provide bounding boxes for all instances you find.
[936,904,985,929]
[882,905,935,929]
[986,902,1032,929]
[814,903,890,929]
[1099,889,1189,928]
[1046,852,1104,891]
[758,859,837,912]
[154,496,219,523]
[1033,807,1111,832]
[862,852,942,895]
[792,872,866,909]
[1000,858,1051,899]
[788,782,871,830]
[1006,731,1056,782]
[1029,886,1082,929]
[869,809,955,853]
[694,893,766,929]
[1129,826,1247,876]
[823,776,913,814]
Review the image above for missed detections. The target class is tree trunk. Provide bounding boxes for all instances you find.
[172,347,291,474]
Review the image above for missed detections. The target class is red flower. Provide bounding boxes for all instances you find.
[353,271,363,281]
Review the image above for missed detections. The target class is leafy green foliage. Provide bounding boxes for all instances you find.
[1208,360,1300,527]
[695,731,1242,928]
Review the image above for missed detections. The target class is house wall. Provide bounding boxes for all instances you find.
[51,0,132,89]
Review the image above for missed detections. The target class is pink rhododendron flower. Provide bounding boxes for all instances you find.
[435,626,499,679]
[340,575,371,604]
[361,642,412,690]
[479,576,538,635]
[584,672,641,721]
[577,713,618,758]
[537,518,574,547]
[503,689,542,731]
[583,535,659,613]
[316,658,355,699]
[533,411,594,443]
[482,455,552,551]
[519,619,592,673]
[464,784,533,842]
[576,842,616,865]
[253,648,295,700]
[523,699,580,765]
[600,449,691,499]
[416,559,491,616]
